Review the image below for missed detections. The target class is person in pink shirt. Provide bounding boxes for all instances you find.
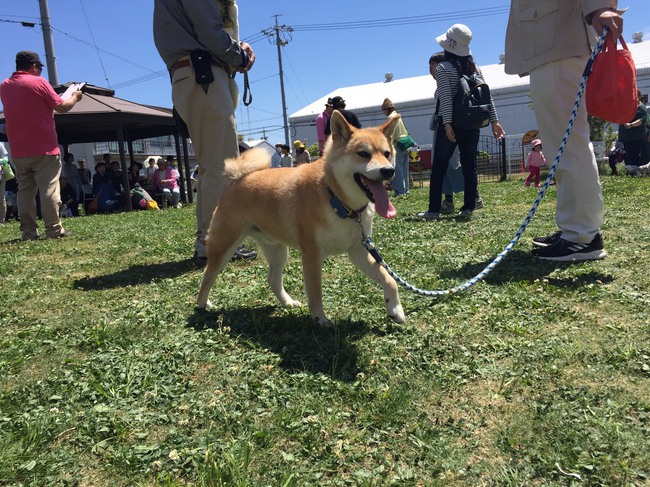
[0,50,82,240]
[524,139,548,187]
[315,99,334,156]
[152,158,182,208]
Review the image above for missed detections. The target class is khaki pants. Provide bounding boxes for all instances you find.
[529,56,604,244]
[171,62,239,258]
[14,154,64,239]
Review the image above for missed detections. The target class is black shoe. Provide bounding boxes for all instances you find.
[232,244,257,261]
[532,231,562,248]
[531,233,606,262]
[192,251,207,267]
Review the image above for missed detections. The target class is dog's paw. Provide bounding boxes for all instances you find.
[197,299,213,310]
[312,315,332,327]
[388,304,406,324]
[282,298,302,308]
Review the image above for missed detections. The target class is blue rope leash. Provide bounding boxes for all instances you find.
[360,29,608,297]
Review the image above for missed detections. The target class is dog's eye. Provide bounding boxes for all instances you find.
[357,151,371,159]
[384,151,391,158]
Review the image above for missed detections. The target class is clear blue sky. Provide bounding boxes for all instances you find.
[1,0,648,145]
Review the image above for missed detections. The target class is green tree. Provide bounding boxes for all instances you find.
[588,114,617,150]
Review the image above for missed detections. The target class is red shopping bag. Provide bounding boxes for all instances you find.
[586,35,638,124]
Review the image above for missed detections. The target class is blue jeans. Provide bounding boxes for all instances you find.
[162,187,180,207]
[392,147,409,195]
[428,119,480,213]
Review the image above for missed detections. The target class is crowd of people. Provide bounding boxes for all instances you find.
[82,154,186,213]
[0,147,189,224]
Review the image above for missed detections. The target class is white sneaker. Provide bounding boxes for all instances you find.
[417,211,440,221]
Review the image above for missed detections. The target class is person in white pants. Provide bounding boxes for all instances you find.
[505,1,624,261]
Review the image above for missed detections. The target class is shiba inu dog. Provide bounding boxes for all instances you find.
[197,111,405,324]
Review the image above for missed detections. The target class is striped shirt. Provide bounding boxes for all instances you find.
[435,60,499,126]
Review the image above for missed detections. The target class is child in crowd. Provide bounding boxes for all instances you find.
[524,139,547,187]
[280,145,293,168]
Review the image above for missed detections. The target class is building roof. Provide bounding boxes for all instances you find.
[290,38,650,121]
[242,138,273,148]
[241,138,275,157]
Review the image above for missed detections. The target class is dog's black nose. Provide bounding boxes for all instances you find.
[380,167,395,180]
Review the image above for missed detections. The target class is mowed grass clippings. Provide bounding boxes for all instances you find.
[0,175,648,486]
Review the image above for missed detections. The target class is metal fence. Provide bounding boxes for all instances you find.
[410,132,610,188]
[410,135,508,186]
[477,134,507,182]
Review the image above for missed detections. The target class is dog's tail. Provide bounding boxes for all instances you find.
[224,148,271,180]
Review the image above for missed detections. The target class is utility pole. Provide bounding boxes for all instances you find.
[38,0,59,85]
[38,0,59,86]
[262,16,293,147]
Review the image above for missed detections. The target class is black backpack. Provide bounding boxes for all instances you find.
[451,62,492,130]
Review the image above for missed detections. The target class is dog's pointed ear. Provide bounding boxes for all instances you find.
[330,110,353,143]
[380,114,401,139]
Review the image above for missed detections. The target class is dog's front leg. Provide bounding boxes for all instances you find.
[301,250,329,325]
[197,242,240,310]
[347,245,406,323]
[262,242,302,309]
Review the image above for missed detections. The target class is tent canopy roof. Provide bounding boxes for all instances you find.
[0,82,177,145]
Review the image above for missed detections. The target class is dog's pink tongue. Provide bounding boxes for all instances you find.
[366,180,397,219]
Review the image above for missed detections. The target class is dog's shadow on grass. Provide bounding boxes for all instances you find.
[438,249,614,288]
[74,259,197,290]
[187,306,395,382]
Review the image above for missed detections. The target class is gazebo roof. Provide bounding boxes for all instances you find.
[0,82,177,145]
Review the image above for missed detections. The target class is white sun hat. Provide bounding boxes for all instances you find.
[436,23,472,57]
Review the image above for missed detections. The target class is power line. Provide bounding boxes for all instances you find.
[0,15,159,78]
[111,70,168,90]
[79,0,110,87]
[0,17,39,27]
[291,7,510,31]
[242,32,268,45]
[280,44,310,109]
[51,26,157,74]
[0,13,40,20]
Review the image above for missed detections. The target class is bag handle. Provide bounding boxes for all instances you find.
[603,34,629,52]
[584,30,626,77]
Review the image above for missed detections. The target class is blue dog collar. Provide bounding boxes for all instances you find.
[328,187,367,219]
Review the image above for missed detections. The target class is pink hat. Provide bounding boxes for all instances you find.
[530,139,542,149]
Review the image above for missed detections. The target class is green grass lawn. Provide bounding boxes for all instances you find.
[1,175,649,486]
